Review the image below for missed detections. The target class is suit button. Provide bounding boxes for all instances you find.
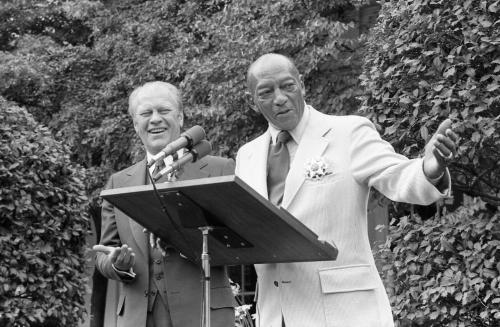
[274,281,279,287]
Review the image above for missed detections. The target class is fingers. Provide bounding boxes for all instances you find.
[113,244,135,271]
[434,134,455,157]
[446,128,459,143]
[435,118,452,136]
[93,244,135,271]
[92,244,114,254]
[431,119,459,162]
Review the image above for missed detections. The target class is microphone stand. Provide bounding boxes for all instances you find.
[200,226,214,327]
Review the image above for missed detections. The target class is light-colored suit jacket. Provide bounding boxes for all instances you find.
[235,107,449,327]
[95,155,236,327]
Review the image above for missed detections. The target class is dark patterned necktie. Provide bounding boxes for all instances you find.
[152,159,166,181]
[267,130,292,206]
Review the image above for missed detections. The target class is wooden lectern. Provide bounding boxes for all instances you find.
[100,175,338,327]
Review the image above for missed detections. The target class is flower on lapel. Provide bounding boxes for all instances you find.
[304,157,331,180]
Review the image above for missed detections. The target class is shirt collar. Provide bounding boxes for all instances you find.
[268,103,311,145]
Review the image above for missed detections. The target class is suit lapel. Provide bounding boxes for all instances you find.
[282,110,331,209]
[246,132,271,198]
[121,159,149,259]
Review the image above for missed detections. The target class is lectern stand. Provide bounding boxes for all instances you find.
[100,175,338,327]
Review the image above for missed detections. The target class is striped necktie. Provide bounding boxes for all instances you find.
[152,160,166,181]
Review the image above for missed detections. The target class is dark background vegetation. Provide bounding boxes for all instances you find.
[0,0,498,326]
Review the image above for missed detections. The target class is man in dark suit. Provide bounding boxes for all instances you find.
[93,81,236,327]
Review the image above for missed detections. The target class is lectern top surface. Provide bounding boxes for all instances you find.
[101,175,338,266]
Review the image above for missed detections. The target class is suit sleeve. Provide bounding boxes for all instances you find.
[94,176,135,282]
[349,117,450,205]
[221,158,235,176]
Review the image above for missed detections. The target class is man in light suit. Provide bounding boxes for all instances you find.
[93,81,236,327]
[235,54,458,327]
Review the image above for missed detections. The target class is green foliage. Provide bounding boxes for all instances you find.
[361,0,500,205]
[376,198,500,326]
[0,98,89,327]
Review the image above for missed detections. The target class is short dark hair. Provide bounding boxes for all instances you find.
[246,53,300,91]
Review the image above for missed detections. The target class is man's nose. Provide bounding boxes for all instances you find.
[150,110,162,121]
[273,89,287,106]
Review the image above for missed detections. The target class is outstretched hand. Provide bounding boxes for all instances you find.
[423,119,459,180]
[93,244,135,272]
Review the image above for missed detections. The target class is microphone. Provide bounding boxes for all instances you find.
[149,125,206,167]
[153,140,212,181]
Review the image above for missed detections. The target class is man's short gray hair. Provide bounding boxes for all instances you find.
[128,81,183,117]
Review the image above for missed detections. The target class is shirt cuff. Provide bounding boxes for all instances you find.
[425,171,445,185]
[112,263,136,280]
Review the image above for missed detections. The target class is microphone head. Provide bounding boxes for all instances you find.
[182,125,206,147]
[190,140,212,162]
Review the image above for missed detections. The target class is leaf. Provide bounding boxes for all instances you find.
[465,68,475,76]
[478,16,492,28]
[400,96,412,104]
[420,125,429,141]
[433,84,444,92]
[443,66,456,78]
[429,310,440,320]
[474,105,487,113]
[483,269,497,278]
[486,83,499,92]
[433,57,443,70]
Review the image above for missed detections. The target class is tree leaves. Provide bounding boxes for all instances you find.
[0,98,89,326]
[375,198,500,326]
[361,0,500,206]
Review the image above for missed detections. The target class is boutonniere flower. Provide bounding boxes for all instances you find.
[305,157,332,180]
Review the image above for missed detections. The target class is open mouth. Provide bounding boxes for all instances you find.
[149,127,167,134]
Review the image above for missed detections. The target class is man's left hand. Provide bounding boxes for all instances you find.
[423,118,459,180]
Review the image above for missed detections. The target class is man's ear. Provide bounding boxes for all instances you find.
[178,112,184,127]
[299,74,306,97]
[133,118,139,134]
[244,91,259,113]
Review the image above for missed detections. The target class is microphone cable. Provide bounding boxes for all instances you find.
[146,158,201,265]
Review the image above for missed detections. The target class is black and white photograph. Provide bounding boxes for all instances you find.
[1,1,499,327]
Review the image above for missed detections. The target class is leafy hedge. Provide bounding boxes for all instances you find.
[357,0,500,325]
[0,98,89,326]
[361,0,500,205]
[376,198,500,326]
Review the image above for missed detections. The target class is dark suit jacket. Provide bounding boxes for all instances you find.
[95,155,236,327]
